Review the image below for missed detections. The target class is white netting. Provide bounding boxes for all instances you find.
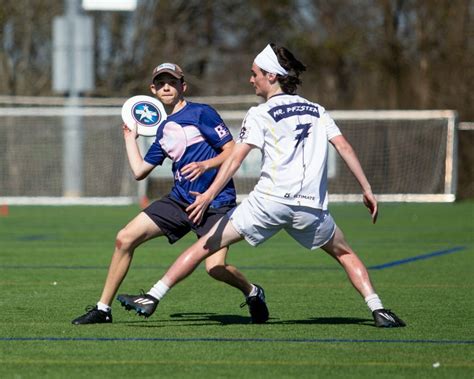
[331,118,448,194]
[0,106,457,204]
[0,108,137,204]
[225,110,457,202]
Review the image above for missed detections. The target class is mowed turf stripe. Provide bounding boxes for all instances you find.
[0,359,473,368]
[0,264,338,270]
[368,246,467,270]
[0,246,468,271]
[1,337,473,344]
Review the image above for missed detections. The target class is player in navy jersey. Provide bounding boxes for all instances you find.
[143,101,237,209]
[125,45,405,328]
[72,63,268,325]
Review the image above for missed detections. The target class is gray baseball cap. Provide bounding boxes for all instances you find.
[152,63,184,81]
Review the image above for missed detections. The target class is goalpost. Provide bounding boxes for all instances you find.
[217,109,458,203]
[0,106,457,205]
[328,110,458,202]
[0,106,138,205]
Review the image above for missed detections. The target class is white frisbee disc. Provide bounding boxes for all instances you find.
[121,95,167,137]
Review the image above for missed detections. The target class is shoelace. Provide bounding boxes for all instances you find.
[84,305,96,313]
[240,294,255,308]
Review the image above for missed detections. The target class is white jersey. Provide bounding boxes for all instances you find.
[237,94,341,210]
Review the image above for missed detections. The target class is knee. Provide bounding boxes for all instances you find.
[324,241,357,266]
[326,238,350,256]
[205,261,226,279]
[335,247,358,266]
[334,246,366,272]
[115,228,136,253]
[333,244,353,258]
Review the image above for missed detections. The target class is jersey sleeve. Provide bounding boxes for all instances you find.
[236,107,265,149]
[143,140,166,166]
[320,107,342,140]
[198,105,233,149]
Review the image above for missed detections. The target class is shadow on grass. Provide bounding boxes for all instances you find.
[116,312,251,327]
[118,312,373,327]
[273,316,373,326]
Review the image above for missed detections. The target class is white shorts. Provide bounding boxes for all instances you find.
[228,192,336,250]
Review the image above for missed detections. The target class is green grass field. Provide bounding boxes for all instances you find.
[0,202,473,378]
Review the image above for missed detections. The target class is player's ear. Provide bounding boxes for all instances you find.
[181,81,188,93]
[267,72,278,84]
[150,84,157,95]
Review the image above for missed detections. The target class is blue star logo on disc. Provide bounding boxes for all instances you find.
[132,102,161,126]
[122,95,167,136]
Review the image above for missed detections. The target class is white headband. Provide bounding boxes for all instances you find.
[254,44,288,76]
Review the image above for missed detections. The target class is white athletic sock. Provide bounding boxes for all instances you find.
[247,284,258,298]
[97,301,111,313]
[364,294,384,312]
[148,280,170,301]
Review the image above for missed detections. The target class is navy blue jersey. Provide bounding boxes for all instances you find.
[144,102,236,208]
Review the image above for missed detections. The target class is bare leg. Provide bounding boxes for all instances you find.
[321,226,376,298]
[99,212,163,305]
[205,247,253,296]
[162,218,243,288]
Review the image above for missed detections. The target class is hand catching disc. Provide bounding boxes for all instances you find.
[121,95,167,137]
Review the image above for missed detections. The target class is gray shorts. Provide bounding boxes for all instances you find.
[228,192,336,250]
[144,195,235,244]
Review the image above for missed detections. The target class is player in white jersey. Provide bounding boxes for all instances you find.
[240,94,340,210]
[129,44,405,328]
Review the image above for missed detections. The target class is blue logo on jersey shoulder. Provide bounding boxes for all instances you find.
[132,102,162,126]
[268,102,320,122]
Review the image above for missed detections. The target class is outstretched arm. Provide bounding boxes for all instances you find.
[330,135,378,223]
[181,140,235,182]
[187,143,253,224]
[122,124,155,180]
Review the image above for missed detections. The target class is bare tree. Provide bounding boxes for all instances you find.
[0,0,63,95]
[0,0,472,119]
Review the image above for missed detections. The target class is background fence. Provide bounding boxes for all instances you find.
[0,97,464,204]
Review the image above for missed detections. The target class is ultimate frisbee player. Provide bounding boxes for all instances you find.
[122,45,405,328]
[72,63,268,325]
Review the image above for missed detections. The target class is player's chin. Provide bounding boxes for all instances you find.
[159,96,175,105]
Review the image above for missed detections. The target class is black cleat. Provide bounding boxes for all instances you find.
[116,291,159,318]
[373,309,406,327]
[241,284,269,324]
[72,305,112,325]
